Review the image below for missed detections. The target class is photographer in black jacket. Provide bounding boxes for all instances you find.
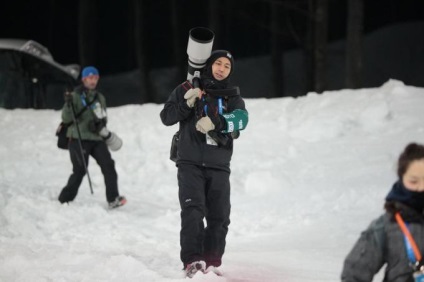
[160,50,248,277]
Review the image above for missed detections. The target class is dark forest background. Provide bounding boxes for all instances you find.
[1,0,424,107]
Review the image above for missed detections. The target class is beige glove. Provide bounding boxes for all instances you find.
[196,116,215,134]
[184,88,201,108]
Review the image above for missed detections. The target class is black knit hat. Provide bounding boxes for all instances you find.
[201,50,235,89]
[206,50,235,76]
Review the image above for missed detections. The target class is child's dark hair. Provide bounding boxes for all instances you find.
[397,143,424,178]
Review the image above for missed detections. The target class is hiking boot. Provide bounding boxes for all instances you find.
[108,196,127,209]
[205,265,223,276]
[185,260,206,278]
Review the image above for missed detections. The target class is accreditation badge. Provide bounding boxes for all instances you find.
[206,133,218,146]
[414,271,424,282]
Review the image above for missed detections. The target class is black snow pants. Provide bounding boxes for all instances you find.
[177,163,231,268]
[58,139,119,203]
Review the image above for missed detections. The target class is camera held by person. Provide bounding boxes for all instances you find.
[89,118,123,151]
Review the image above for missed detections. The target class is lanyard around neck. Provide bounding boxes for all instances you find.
[203,97,223,115]
[395,212,422,265]
[80,93,97,109]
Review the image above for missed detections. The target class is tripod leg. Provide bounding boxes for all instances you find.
[69,102,94,194]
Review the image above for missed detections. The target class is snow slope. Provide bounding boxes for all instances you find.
[1,79,424,281]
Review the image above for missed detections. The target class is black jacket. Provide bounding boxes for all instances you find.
[160,81,247,172]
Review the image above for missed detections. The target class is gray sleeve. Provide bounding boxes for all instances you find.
[341,216,386,282]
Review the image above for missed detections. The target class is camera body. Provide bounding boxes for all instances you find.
[186,27,215,83]
[89,118,122,151]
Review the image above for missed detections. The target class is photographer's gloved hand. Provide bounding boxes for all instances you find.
[64,91,73,104]
[88,118,107,134]
[205,105,226,132]
[98,127,111,139]
[184,88,201,108]
[231,130,240,139]
[196,116,215,134]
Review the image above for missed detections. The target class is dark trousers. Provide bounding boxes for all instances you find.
[177,164,231,267]
[58,139,119,203]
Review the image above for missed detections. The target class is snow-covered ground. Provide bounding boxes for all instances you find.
[1,79,424,281]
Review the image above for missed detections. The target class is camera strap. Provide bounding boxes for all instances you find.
[181,79,223,116]
[395,212,423,271]
[182,81,193,91]
[63,94,97,127]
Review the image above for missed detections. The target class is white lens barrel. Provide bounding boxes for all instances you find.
[105,131,123,151]
[187,27,214,81]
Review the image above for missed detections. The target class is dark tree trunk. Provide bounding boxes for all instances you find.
[126,0,136,70]
[304,0,315,93]
[223,0,233,48]
[78,0,98,67]
[304,0,328,94]
[270,1,284,97]
[313,0,328,93]
[208,0,222,49]
[48,0,57,56]
[171,0,185,83]
[345,0,363,89]
[134,0,153,103]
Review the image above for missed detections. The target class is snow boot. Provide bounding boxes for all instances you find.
[205,265,223,276]
[185,260,206,278]
[108,196,127,209]
[205,265,224,276]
